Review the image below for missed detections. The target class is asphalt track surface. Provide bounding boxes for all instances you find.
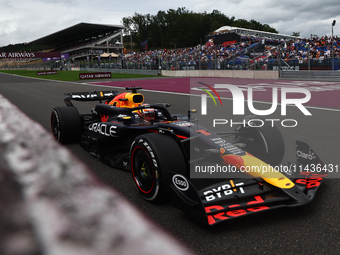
[1,73,340,255]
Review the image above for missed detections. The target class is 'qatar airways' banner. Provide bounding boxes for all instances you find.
[79,72,112,80]
[0,52,61,58]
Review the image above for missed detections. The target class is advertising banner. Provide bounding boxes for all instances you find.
[0,52,61,58]
[79,72,112,80]
[37,71,58,76]
[43,53,69,62]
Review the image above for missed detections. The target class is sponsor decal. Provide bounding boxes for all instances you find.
[142,141,158,168]
[173,121,194,127]
[205,195,269,225]
[296,173,327,189]
[172,174,189,191]
[203,180,245,201]
[196,129,211,136]
[70,91,114,99]
[88,123,117,136]
[79,72,112,80]
[296,148,316,160]
[211,137,244,155]
[100,114,109,122]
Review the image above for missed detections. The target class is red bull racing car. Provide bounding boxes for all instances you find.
[50,87,327,225]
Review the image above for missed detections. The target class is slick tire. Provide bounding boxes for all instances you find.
[51,106,82,144]
[130,133,187,203]
[234,119,285,166]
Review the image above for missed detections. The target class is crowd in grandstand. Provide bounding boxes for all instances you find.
[120,39,259,70]
[1,32,339,70]
[278,36,340,64]
[117,35,340,70]
[123,41,250,67]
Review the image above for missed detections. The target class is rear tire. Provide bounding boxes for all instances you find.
[234,118,285,166]
[51,106,82,144]
[130,133,187,203]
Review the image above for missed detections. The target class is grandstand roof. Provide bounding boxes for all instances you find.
[28,22,125,48]
[215,25,301,40]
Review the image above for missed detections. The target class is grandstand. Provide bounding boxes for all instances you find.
[1,22,338,72]
[204,25,301,59]
[28,22,126,61]
[212,25,301,42]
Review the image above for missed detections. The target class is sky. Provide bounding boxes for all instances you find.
[0,0,339,47]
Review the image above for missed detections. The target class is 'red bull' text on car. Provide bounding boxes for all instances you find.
[50,87,327,225]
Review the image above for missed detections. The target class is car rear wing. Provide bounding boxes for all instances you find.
[64,91,118,106]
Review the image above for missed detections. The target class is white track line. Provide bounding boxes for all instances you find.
[90,84,340,113]
[1,72,339,113]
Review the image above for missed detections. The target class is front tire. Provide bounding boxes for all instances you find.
[51,106,82,144]
[130,133,187,203]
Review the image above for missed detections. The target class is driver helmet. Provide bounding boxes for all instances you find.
[137,108,155,120]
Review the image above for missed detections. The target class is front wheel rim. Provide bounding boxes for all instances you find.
[51,112,60,140]
[131,147,155,193]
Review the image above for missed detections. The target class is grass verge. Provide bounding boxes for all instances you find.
[0,70,158,81]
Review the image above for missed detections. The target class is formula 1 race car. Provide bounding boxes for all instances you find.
[50,87,327,225]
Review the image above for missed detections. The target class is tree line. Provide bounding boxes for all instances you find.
[121,8,278,49]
